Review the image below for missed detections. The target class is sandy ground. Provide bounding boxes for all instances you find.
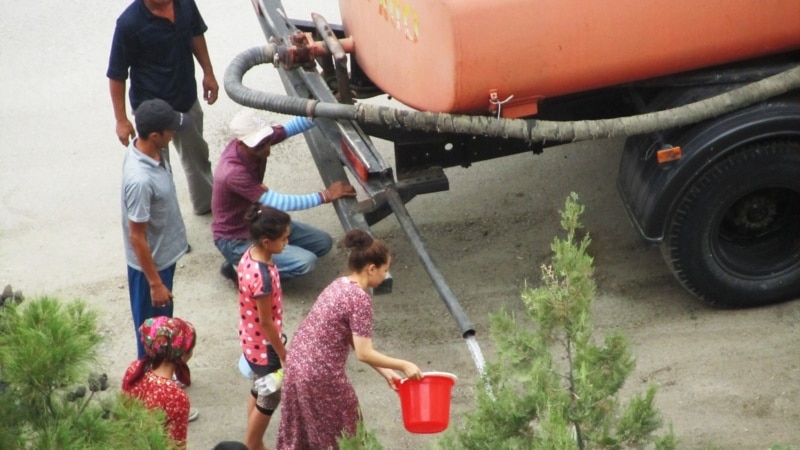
[2,1,799,449]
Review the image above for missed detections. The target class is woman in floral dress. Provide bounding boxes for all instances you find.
[276,229,422,450]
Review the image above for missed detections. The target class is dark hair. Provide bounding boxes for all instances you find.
[213,442,248,450]
[344,229,390,271]
[244,203,291,242]
[134,98,183,138]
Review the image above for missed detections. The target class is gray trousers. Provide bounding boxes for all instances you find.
[167,100,213,215]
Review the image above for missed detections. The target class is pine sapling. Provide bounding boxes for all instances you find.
[337,415,384,450]
[441,192,676,449]
[0,296,173,449]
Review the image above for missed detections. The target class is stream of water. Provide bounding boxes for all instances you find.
[465,334,495,397]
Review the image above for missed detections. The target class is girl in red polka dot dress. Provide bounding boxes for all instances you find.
[236,204,291,450]
[122,316,196,448]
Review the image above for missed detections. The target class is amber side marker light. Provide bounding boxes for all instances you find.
[657,146,682,164]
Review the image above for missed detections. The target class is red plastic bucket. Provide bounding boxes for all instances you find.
[396,371,457,433]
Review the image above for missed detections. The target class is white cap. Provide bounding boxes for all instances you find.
[230,109,274,147]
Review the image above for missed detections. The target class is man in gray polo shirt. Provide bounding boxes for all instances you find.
[121,98,189,359]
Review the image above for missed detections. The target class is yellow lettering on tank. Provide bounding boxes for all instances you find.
[376,0,419,42]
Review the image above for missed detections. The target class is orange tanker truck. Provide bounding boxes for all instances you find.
[226,0,800,331]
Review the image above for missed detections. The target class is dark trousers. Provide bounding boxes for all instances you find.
[127,264,176,359]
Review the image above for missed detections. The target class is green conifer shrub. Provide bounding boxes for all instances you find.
[337,416,385,450]
[0,296,173,449]
[440,192,677,449]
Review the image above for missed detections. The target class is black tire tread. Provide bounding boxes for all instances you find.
[660,139,800,307]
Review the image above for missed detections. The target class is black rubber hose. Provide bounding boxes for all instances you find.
[224,45,800,143]
[224,45,354,119]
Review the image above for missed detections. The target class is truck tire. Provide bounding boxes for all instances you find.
[661,139,800,307]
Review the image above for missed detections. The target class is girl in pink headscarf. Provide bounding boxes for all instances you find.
[122,316,196,448]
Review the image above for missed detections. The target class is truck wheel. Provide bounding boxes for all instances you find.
[661,139,800,307]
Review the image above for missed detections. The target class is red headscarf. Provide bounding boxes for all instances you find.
[122,316,196,390]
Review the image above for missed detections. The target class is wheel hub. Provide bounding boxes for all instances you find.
[732,194,776,232]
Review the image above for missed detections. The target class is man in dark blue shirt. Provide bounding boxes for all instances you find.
[108,0,217,215]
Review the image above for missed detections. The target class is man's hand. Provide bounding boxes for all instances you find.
[150,281,173,309]
[191,35,216,105]
[109,78,134,145]
[326,181,357,201]
[203,74,219,105]
[116,118,136,146]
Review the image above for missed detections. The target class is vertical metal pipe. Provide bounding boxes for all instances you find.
[383,188,475,338]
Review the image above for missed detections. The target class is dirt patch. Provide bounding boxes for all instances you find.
[46,158,800,449]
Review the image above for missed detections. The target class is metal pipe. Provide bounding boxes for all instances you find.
[311,13,353,104]
[383,188,475,338]
[312,13,346,61]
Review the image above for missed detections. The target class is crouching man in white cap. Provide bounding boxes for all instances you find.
[211,109,357,284]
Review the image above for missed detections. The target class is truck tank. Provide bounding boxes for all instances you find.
[339,0,800,118]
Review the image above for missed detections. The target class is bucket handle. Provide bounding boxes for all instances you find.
[396,371,458,386]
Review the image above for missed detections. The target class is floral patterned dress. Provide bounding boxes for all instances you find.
[276,277,373,450]
[122,363,190,447]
